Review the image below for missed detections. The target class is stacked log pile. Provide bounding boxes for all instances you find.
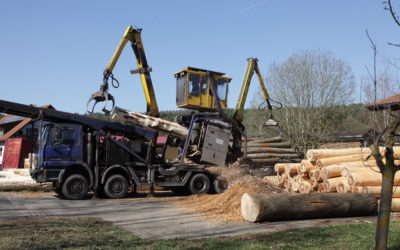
[264,146,400,212]
[242,136,301,177]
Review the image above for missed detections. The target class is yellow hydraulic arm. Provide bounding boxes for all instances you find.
[88,26,159,117]
[233,58,273,123]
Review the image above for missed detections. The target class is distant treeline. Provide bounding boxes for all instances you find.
[159,103,374,138]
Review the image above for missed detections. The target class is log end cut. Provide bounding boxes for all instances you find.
[241,193,263,222]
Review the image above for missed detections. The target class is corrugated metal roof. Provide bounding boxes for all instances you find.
[366,93,400,111]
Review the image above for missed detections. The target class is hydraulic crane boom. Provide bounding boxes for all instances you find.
[233,58,274,123]
[88,26,159,117]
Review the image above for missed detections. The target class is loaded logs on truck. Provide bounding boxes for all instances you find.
[113,107,243,166]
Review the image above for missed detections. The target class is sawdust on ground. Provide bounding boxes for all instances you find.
[175,166,283,222]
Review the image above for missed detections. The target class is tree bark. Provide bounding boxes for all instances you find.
[376,167,396,249]
[241,193,377,222]
[362,186,400,198]
[372,115,400,250]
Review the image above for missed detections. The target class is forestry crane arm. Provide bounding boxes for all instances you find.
[87,26,159,117]
[233,58,280,126]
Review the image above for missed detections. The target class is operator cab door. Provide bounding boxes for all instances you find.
[43,124,83,171]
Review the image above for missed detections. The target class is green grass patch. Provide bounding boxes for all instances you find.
[1,217,400,249]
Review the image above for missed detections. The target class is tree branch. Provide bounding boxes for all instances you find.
[388,42,400,47]
[387,0,400,26]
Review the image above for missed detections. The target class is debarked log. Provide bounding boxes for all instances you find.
[112,108,189,138]
[241,193,377,222]
[249,158,302,165]
[246,147,297,154]
[244,153,300,159]
[246,142,292,148]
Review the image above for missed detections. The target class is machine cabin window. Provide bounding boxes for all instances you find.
[201,77,207,94]
[188,74,200,97]
[216,78,228,101]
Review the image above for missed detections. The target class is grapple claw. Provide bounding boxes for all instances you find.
[87,90,115,115]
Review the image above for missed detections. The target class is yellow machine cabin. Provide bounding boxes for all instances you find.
[174,67,232,112]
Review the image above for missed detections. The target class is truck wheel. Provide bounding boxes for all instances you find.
[213,178,228,194]
[104,174,128,199]
[62,174,89,200]
[188,173,210,195]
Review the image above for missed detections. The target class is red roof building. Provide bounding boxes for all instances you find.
[0,105,54,168]
[366,93,400,111]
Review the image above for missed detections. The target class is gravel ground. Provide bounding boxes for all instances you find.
[0,169,46,191]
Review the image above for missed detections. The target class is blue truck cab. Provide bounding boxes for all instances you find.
[33,123,84,183]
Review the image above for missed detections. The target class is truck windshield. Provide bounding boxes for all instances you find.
[41,124,53,145]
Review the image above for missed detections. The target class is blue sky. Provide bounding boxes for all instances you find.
[0,0,399,113]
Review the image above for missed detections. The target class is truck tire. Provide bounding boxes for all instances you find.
[188,173,210,195]
[62,174,89,200]
[213,178,228,194]
[104,174,128,199]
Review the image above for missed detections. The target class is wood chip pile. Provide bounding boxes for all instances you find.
[263,146,400,212]
[242,136,302,177]
[178,167,283,222]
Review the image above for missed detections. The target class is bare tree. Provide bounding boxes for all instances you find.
[253,50,355,153]
[371,2,400,249]
[364,30,400,132]
[363,70,400,130]
[384,0,400,48]
[371,115,400,250]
